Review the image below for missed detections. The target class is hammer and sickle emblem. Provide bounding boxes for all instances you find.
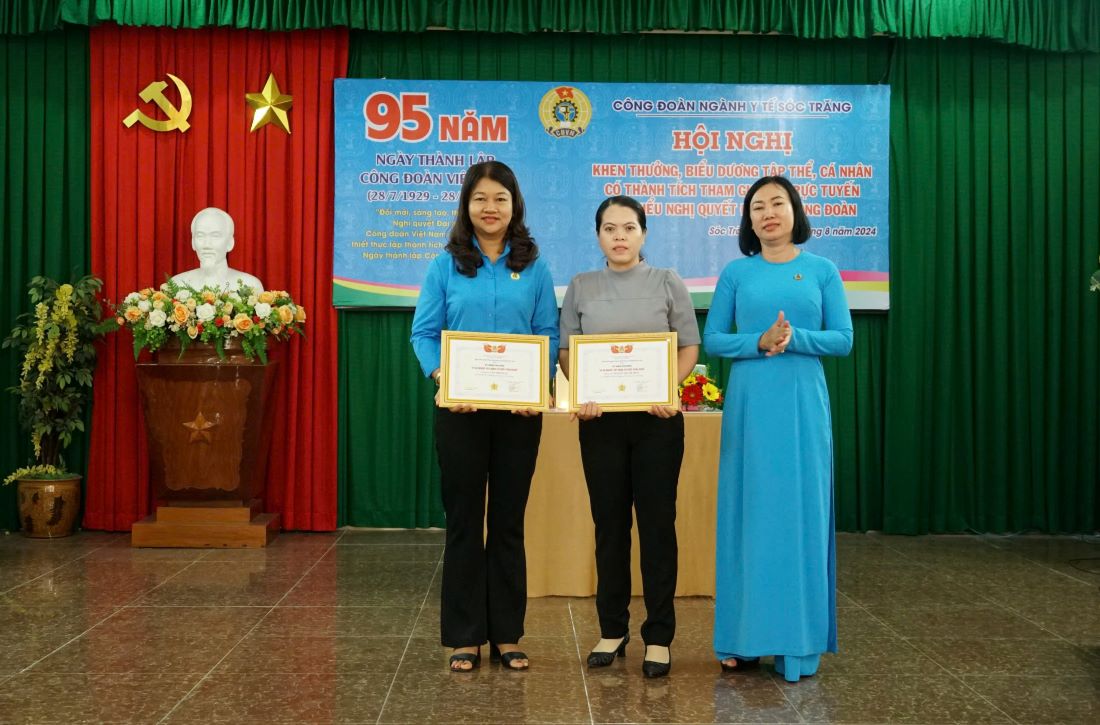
[122,74,193,132]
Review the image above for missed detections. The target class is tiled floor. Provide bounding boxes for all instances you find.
[0,530,1097,724]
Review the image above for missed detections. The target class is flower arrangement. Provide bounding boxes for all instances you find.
[2,275,113,483]
[679,366,723,411]
[114,280,305,363]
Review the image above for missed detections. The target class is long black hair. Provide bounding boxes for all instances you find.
[738,176,811,257]
[446,160,539,277]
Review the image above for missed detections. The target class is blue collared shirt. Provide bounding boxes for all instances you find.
[410,239,559,377]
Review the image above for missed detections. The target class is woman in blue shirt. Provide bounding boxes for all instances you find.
[411,161,559,672]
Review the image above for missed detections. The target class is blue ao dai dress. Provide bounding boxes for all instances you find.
[703,251,853,661]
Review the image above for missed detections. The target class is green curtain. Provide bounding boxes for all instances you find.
[338,310,444,527]
[3,2,1099,53]
[0,0,59,34]
[884,39,1100,533]
[56,0,427,33]
[0,28,90,531]
[340,32,892,529]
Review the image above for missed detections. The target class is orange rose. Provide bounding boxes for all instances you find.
[222,302,234,315]
[152,291,167,302]
[124,307,143,322]
[116,316,125,326]
[277,305,294,325]
[294,305,307,323]
[232,313,253,333]
[172,304,190,325]
[186,325,198,339]
[202,290,217,304]
[258,291,276,304]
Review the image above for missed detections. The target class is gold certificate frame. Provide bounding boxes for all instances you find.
[439,331,551,411]
[568,332,678,412]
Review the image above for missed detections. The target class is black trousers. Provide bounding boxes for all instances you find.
[435,408,542,648]
[578,412,684,646]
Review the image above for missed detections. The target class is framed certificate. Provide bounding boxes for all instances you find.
[568,332,678,412]
[439,331,551,411]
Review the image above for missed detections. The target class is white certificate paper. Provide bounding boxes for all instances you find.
[439,331,550,411]
[569,332,678,412]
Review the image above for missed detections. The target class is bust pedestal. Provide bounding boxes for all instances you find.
[130,339,280,547]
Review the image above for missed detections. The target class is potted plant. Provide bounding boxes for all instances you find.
[2,275,113,537]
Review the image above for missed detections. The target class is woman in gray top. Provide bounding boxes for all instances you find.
[559,196,700,678]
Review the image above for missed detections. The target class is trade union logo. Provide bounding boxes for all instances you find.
[538,85,592,138]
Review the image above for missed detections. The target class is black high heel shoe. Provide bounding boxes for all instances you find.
[586,633,629,667]
[642,644,671,678]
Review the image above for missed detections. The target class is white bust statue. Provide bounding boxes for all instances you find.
[171,207,264,292]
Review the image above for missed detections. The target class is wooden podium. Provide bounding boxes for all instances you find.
[131,341,280,547]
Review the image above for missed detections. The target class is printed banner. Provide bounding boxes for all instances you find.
[334,80,889,309]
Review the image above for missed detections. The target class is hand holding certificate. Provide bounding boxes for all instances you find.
[438,331,551,412]
[568,332,678,412]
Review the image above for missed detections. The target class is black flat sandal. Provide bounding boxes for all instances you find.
[449,648,481,672]
[490,643,530,670]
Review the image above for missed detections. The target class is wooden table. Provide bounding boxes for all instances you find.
[524,411,721,597]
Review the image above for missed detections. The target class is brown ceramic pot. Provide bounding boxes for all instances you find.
[17,476,82,538]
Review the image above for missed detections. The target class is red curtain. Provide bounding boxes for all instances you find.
[86,24,346,531]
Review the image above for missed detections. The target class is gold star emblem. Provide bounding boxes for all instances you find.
[245,73,292,133]
[183,411,217,443]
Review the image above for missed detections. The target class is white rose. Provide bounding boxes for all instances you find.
[138,300,151,312]
[196,303,216,322]
[175,289,191,302]
[160,283,170,292]
[254,302,272,319]
[148,309,167,327]
[247,295,258,306]
[169,323,180,332]
[228,292,241,302]
[153,300,164,310]
[124,292,140,303]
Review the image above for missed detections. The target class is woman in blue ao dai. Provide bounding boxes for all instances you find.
[703,176,853,682]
